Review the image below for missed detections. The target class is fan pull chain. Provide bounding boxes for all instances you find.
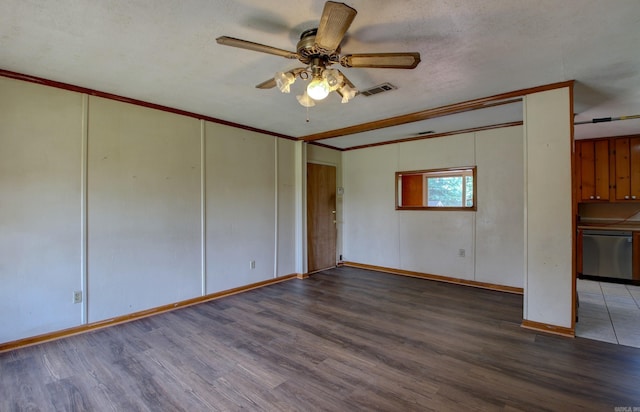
[306,106,310,122]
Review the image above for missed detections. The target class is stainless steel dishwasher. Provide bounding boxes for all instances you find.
[582,230,633,280]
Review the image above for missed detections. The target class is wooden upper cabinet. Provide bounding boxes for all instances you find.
[614,137,640,201]
[633,137,640,199]
[577,139,609,201]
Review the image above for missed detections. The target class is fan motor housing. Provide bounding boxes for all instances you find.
[297,28,338,64]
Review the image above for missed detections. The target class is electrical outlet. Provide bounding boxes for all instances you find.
[458,249,466,258]
[73,290,82,304]
[250,260,256,269]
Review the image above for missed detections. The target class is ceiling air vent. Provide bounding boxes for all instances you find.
[360,82,397,97]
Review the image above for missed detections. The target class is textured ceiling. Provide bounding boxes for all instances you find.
[1,0,639,148]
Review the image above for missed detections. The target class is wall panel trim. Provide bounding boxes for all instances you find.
[80,94,89,324]
[274,138,279,278]
[200,120,207,295]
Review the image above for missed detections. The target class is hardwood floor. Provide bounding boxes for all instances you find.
[2,266,639,411]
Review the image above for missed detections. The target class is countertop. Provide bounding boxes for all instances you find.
[578,220,640,231]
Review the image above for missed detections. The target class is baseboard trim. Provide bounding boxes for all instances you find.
[343,261,524,294]
[0,273,298,353]
[521,320,575,338]
[297,273,310,279]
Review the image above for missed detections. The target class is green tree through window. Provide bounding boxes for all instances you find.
[427,176,463,207]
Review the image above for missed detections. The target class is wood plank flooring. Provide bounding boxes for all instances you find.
[2,266,640,411]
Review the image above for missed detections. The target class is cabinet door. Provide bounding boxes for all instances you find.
[614,137,640,201]
[594,139,610,200]
[631,137,640,199]
[579,141,595,201]
[578,139,609,201]
[615,138,631,200]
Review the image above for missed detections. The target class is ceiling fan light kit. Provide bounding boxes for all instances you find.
[216,1,421,108]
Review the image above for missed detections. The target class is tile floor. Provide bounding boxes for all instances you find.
[576,279,640,348]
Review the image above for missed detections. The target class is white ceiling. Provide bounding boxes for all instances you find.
[2,0,640,149]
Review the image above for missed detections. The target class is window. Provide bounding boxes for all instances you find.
[396,167,476,210]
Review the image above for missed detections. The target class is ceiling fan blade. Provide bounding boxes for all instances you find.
[216,36,298,59]
[256,78,277,89]
[314,1,357,53]
[255,67,308,89]
[340,53,421,69]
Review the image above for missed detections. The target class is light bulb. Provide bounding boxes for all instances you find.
[307,76,330,100]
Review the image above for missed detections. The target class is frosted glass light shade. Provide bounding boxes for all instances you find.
[307,77,330,100]
[323,69,343,91]
[296,91,316,107]
[339,84,357,103]
[275,71,295,93]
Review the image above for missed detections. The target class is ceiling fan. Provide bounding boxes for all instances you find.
[216,1,421,107]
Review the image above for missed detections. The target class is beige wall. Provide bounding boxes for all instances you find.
[0,77,297,343]
[277,139,297,276]
[523,87,573,328]
[205,122,277,292]
[87,96,203,321]
[0,77,84,341]
[397,133,477,280]
[342,126,525,288]
[475,127,525,286]
[343,145,401,268]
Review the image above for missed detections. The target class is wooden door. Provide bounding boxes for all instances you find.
[307,163,337,273]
